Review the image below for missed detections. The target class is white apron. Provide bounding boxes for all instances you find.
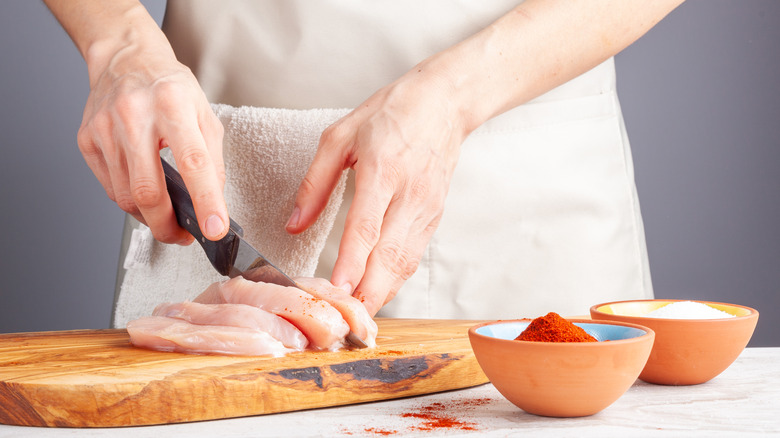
[120,0,653,321]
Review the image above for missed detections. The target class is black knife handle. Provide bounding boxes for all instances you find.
[161,158,242,276]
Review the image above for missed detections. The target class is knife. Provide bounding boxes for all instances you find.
[161,158,367,349]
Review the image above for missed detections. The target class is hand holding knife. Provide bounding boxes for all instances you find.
[161,158,367,349]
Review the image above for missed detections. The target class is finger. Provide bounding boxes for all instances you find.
[104,99,189,243]
[105,98,189,244]
[89,144,158,232]
[199,109,226,188]
[126,141,192,245]
[352,201,438,316]
[103,137,140,219]
[77,124,116,202]
[163,110,228,242]
[88,106,139,221]
[286,123,351,234]
[330,164,395,294]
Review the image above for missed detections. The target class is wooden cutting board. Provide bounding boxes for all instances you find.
[0,318,488,428]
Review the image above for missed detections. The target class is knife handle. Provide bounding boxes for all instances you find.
[161,158,242,276]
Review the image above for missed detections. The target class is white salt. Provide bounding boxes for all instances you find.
[643,301,736,319]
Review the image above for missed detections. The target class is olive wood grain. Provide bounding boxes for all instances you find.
[0,318,488,428]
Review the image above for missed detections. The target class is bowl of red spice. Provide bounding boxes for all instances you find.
[468,312,654,418]
[590,299,759,385]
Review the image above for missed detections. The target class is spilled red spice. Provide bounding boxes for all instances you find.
[402,413,476,432]
[400,401,477,432]
[362,427,397,436]
[515,312,597,342]
[460,397,492,408]
[341,398,494,435]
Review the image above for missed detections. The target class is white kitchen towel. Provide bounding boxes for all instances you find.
[113,104,350,328]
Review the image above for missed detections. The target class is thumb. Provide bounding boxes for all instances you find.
[286,126,351,234]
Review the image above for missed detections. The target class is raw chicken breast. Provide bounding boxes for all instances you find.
[294,277,378,348]
[126,316,291,357]
[195,277,350,350]
[153,301,308,350]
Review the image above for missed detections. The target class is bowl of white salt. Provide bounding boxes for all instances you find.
[590,299,759,385]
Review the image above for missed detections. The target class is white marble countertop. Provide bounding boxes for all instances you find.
[1,348,777,437]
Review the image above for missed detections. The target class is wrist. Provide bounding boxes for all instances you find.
[417,21,521,137]
[82,4,173,85]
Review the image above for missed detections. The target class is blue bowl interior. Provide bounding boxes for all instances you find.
[475,321,647,342]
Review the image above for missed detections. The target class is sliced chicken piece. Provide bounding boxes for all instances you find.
[126,316,291,357]
[195,277,350,350]
[293,277,378,348]
[153,301,308,350]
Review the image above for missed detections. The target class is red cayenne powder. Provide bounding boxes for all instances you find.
[344,398,494,435]
[515,312,597,342]
[401,402,477,432]
[460,397,492,408]
[362,427,397,435]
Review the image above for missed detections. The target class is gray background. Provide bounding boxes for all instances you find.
[1,1,777,347]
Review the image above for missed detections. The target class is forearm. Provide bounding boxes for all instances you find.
[423,0,685,134]
[42,0,174,85]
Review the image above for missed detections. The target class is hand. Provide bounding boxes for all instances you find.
[78,43,228,244]
[283,0,686,316]
[46,0,231,245]
[286,65,470,315]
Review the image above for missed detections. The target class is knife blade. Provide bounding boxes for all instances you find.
[161,158,367,349]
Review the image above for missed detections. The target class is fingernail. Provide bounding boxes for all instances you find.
[336,282,353,294]
[286,206,301,230]
[205,214,225,239]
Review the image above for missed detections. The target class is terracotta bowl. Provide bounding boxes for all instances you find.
[468,319,654,417]
[590,299,759,385]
